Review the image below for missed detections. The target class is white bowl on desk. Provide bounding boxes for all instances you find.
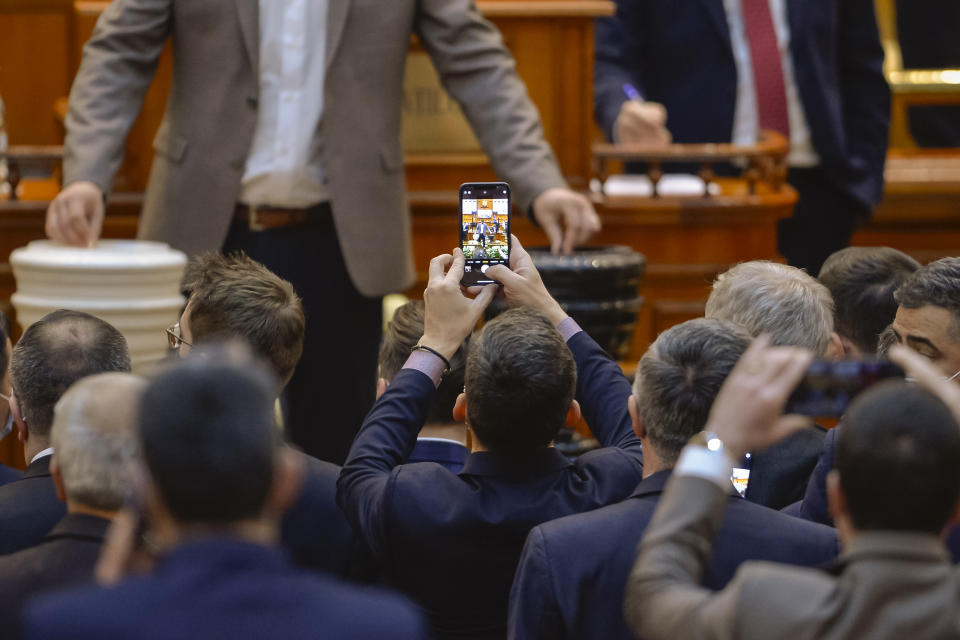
[10,240,187,372]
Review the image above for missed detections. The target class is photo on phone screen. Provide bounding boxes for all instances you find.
[459,182,511,286]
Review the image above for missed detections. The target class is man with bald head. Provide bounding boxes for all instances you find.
[0,309,131,554]
[0,373,144,631]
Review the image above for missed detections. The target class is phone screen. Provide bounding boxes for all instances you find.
[786,359,905,418]
[459,182,511,286]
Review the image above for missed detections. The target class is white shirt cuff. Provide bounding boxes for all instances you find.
[675,445,734,491]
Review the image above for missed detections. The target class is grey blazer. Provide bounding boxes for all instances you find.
[625,473,960,640]
[64,0,566,296]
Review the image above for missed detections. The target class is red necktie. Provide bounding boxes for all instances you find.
[741,0,791,137]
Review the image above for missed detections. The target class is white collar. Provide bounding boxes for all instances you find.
[30,447,54,465]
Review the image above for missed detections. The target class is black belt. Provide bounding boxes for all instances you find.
[234,202,331,231]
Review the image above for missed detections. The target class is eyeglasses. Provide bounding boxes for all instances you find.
[165,323,193,350]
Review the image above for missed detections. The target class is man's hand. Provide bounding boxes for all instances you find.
[614,100,672,146]
[420,248,496,360]
[889,344,960,425]
[45,181,105,247]
[704,336,814,461]
[531,188,601,255]
[486,235,567,327]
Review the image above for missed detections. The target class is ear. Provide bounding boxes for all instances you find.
[265,447,306,517]
[628,394,646,439]
[10,395,27,444]
[826,469,846,524]
[376,377,389,399]
[50,457,67,503]
[825,332,845,360]
[453,392,467,423]
[564,400,582,428]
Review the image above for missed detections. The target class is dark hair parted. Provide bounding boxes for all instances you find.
[139,348,279,525]
[181,252,304,385]
[837,380,960,534]
[634,318,752,466]
[10,310,131,437]
[465,308,575,454]
[895,257,960,342]
[819,247,920,354]
[379,300,468,424]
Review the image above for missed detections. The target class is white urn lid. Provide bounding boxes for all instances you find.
[11,240,187,271]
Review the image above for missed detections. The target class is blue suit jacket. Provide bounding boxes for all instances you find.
[594,0,890,209]
[510,469,839,640]
[23,538,426,639]
[337,329,644,639]
[794,426,960,562]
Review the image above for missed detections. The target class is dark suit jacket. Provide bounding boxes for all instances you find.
[745,425,826,510]
[280,454,375,581]
[23,538,426,640]
[0,462,21,487]
[409,438,469,473]
[0,513,108,634]
[509,469,839,640]
[0,456,66,555]
[795,426,960,563]
[594,0,889,209]
[338,329,644,639]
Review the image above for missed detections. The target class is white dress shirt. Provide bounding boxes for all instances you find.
[240,0,329,207]
[722,0,820,167]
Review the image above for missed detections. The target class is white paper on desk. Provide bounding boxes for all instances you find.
[599,174,721,197]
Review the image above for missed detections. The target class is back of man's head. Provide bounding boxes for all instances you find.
[465,308,575,453]
[379,300,468,424]
[11,310,131,437]
[705,261,834,355]
[634,318,752,466]
[818,247,920,355]
[181,252,304,385]
[895,256,960,335]
[837,380,960,534]
[139,347,279,525]
[51,373,145,511]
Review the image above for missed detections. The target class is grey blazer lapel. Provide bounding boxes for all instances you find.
[234,0,259,72]
[326,0,350,72]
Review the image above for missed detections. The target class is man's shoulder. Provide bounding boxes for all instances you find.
[724,498,839,557]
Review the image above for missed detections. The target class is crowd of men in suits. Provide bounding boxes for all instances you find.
[0,233,957,638]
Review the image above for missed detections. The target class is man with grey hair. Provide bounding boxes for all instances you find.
[0,373,144,632]
[509,318,838,640]
[705,261,840,509]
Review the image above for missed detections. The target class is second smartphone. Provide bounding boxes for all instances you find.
[459,182,511,286]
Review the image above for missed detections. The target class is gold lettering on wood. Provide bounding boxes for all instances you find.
[402,53,481,153]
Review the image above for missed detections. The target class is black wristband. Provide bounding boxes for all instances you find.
[412,344,451,374]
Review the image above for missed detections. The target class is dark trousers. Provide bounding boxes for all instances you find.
[777,167,868,276]
[223,207,382,465]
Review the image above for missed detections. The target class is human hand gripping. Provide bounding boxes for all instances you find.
[531,188,601,255]
[45,181,105,247]
[889,344,960,425]
[703,336,814,462]
[419,248,497,360]
[485,235,567,327]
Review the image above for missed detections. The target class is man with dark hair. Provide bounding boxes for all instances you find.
[0,309,130,554]
[509,319,838,640]
[338,237,644,638]
[0,373,144,632]
[796,256,960,532]
[174,253,367,579]
[178,252,304,385]
[624,341,960,639]
[818,247,921,356]
[0,311,24,483]
[23,350,426,640]
[378,300,469,471]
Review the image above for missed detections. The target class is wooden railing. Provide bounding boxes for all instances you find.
[0,146,63,202]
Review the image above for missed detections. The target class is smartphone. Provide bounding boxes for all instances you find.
[731,452,752,497]
[459,182,511,286]
[786,359,905,417]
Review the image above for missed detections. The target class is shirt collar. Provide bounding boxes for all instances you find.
[459,447,572,478]
[30,447,54,465]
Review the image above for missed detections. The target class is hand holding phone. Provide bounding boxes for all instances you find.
[459,182,511,287]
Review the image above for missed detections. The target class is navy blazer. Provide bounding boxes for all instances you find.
[0,513,108,635]
[337,329,644,639]
[0,456,66,555]
[594,0,890,209]
[794,427,960,563]
[510,469,839,640]
[23,538,426,639]
[745,425,826,510]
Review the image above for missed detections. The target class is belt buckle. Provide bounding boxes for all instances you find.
[248,205,265,232]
